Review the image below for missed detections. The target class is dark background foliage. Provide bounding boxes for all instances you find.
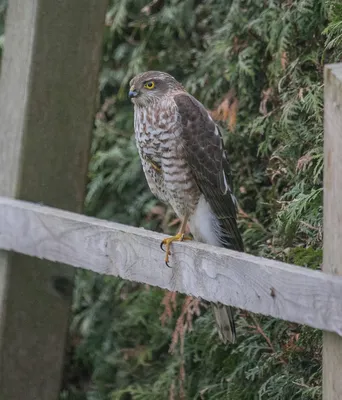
[1,1,342,399]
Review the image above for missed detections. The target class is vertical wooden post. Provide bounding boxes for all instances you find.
[323,63,342,400]
[0,1,108,399]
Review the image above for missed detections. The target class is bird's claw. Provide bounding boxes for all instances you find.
[160,233,192,268]
[161,239,172,267]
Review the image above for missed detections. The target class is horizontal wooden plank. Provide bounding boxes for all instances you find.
[0,196,341,335]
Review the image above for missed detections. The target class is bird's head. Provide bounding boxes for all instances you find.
[129,71,184,106]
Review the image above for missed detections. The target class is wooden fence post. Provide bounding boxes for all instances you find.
[323,63,342,400]
[0,1,108,399]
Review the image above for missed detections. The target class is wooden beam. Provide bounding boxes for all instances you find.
[0,197,342,336]
[0,1,107,399]
[323,63,342,400]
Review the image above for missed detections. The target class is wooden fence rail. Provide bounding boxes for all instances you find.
[0,196,342,337]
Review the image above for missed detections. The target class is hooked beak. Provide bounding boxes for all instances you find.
[128,86,138,98]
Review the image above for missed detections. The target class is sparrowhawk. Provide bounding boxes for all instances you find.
[129,71,244,344]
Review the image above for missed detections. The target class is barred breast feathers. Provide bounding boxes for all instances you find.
[134,96,200,218]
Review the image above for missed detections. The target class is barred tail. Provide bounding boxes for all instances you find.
[211,303,236,344]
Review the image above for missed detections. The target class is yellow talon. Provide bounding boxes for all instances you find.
[145,156,161,173]
[160,232,192,267]
[151,162,161,173]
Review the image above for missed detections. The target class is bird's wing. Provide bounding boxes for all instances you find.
[174,93,244,251]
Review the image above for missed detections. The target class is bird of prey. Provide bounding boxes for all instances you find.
[129,71,244,344]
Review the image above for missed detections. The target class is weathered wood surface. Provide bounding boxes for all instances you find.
[1,197,342,336]
[0,1,107,399]
[323,63,342,400]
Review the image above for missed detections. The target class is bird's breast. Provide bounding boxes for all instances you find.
[134,101,200,217]
[134,102,180,155]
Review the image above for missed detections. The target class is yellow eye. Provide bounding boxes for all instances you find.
[144,81,155,89]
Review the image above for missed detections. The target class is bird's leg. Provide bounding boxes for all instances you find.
[160,214,192,267]
[145,156,161,173]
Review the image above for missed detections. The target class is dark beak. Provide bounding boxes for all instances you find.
[128,90,138,98]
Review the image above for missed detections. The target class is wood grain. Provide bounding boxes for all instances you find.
[323,63,342,400]
[0,1,107,399]
[0,196,342,336]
